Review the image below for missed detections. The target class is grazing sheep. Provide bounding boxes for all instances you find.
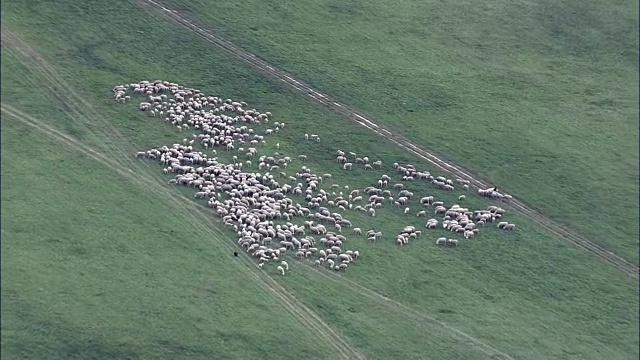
[504,224,516,231]
[426,219,438,229]
[447,239,459,246]
[436,237,447,245]
[121,81,442,275]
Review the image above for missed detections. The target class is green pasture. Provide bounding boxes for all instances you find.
[175,0,640,263]
[1,1,638,359]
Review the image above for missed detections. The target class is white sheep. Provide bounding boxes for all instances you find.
[404,207,410,214]
[123,81,381,276]
[281,260,289,271]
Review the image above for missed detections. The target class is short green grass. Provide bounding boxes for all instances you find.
[173,0,640,264]
[2,0,638,359]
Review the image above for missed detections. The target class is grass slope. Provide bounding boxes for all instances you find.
[172,0,640,263]
[2,0,639,359]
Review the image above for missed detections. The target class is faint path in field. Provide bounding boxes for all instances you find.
[1,29,365,360]
[132,0,638,278]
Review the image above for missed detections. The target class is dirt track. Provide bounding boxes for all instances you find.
[134,0,638,278]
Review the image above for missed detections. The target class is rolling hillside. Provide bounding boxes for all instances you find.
[2,1,638,359]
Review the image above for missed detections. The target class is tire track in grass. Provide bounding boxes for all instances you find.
[1,28,141,170]
[133,0,638,278]
[2,27,511,359]
[1,104,365,360]
[1,27,366,358]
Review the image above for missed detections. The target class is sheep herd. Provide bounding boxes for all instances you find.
[114,80,516,276]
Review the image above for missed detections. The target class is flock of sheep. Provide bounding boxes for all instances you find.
[115,80,516,276]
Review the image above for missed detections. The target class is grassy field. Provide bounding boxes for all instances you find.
[2,0,639,359]
[171,0,640,264]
